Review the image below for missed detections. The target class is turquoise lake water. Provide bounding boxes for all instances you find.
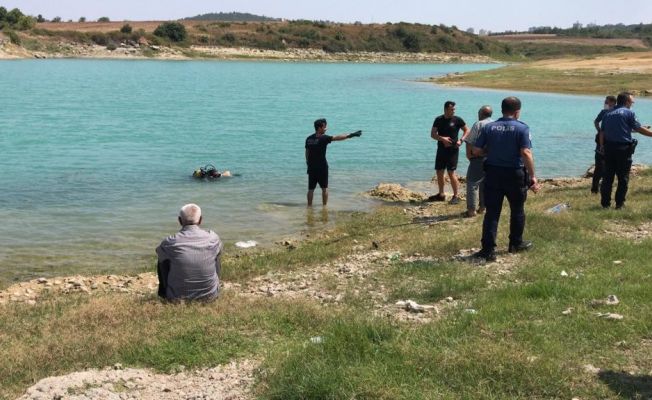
[2,59,652,284]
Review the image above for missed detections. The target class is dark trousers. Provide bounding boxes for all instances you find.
[481,166,528,252]
[600,142,632,207]
[591,151,605,192]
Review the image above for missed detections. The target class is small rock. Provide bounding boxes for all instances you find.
[464,308,478,314]
[445,296,454,302]
[113,363,123,370]
[36,278,48,284]
[596,312,624,320]
[562,307,573,315]
[560,270,569,277]
[613,260,623,265]
[583,364,601,374]
[372,241,380,249]
[605,295,619,305]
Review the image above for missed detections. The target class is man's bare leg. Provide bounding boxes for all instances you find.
[322,188,329,206]
[436,169,446,195]
[448,170,460,197]
[307,190,314,207]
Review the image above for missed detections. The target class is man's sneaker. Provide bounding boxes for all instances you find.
[615,203,624,210]
[427,193,446,202]
[472,249,496,262]
[462,210,477,218]
[449,196,461,205]
[508,240,533,254]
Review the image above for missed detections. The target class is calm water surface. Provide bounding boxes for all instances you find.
[2,59,651,284]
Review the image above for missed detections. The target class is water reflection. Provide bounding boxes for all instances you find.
[306,207,330,227]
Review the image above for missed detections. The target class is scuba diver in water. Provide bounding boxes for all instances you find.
[193,164,232,179]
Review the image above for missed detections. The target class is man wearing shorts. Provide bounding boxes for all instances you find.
[305,118,361,206]
[430,101,469,204]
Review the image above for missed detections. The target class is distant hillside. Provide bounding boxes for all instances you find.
[184,12,279,22]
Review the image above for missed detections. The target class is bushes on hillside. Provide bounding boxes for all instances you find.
[0,7,35,30]
[153,22,187,42]
[120,24,132,34]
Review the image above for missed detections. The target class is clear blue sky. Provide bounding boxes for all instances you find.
[4,0,652,32]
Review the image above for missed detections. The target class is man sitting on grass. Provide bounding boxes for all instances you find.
[156,203,223,301]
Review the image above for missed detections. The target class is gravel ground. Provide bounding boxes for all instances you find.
[18,360,258,400]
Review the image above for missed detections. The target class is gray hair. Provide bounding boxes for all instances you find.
[179,203,202,225]
[479,105,493,119]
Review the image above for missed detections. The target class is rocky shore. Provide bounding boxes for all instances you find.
[4,164,647,309]
[0,34,494,63]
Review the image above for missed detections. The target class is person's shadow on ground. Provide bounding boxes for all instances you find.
[598,370,652,399]
[412,213,462,225]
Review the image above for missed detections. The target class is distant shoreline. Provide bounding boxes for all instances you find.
[0,40,497,64]
[431,51,652,97]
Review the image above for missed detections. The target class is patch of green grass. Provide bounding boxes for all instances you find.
[437,64,652,96]
[386,260,488,303]
[4,173,652,399]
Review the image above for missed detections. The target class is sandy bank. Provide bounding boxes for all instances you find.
[432,51,652,96]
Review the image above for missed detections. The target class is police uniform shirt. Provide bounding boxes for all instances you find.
[432,115,466,148]
[305,133,333,172]
[475,117,532,169]
[601,106,641,144]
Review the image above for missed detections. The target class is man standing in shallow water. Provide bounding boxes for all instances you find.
[305,118,361,206]
[430,100,469,204]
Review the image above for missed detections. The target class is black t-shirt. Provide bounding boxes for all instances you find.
[594,109,609,146]
[432,115,466,148]
[305,133,333,172]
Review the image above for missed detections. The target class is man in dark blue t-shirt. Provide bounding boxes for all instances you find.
[471,96,540,261]
[599,92,652,209]
[591,95,616,193]
[305,118,361,206]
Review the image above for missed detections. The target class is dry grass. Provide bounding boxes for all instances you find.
[492,34,648,49]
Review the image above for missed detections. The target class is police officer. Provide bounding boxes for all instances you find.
[472,97,540,261]
[599,92,652,209]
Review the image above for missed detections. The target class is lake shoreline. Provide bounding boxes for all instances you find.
[0,39,497,64]
[0,167,622,293]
